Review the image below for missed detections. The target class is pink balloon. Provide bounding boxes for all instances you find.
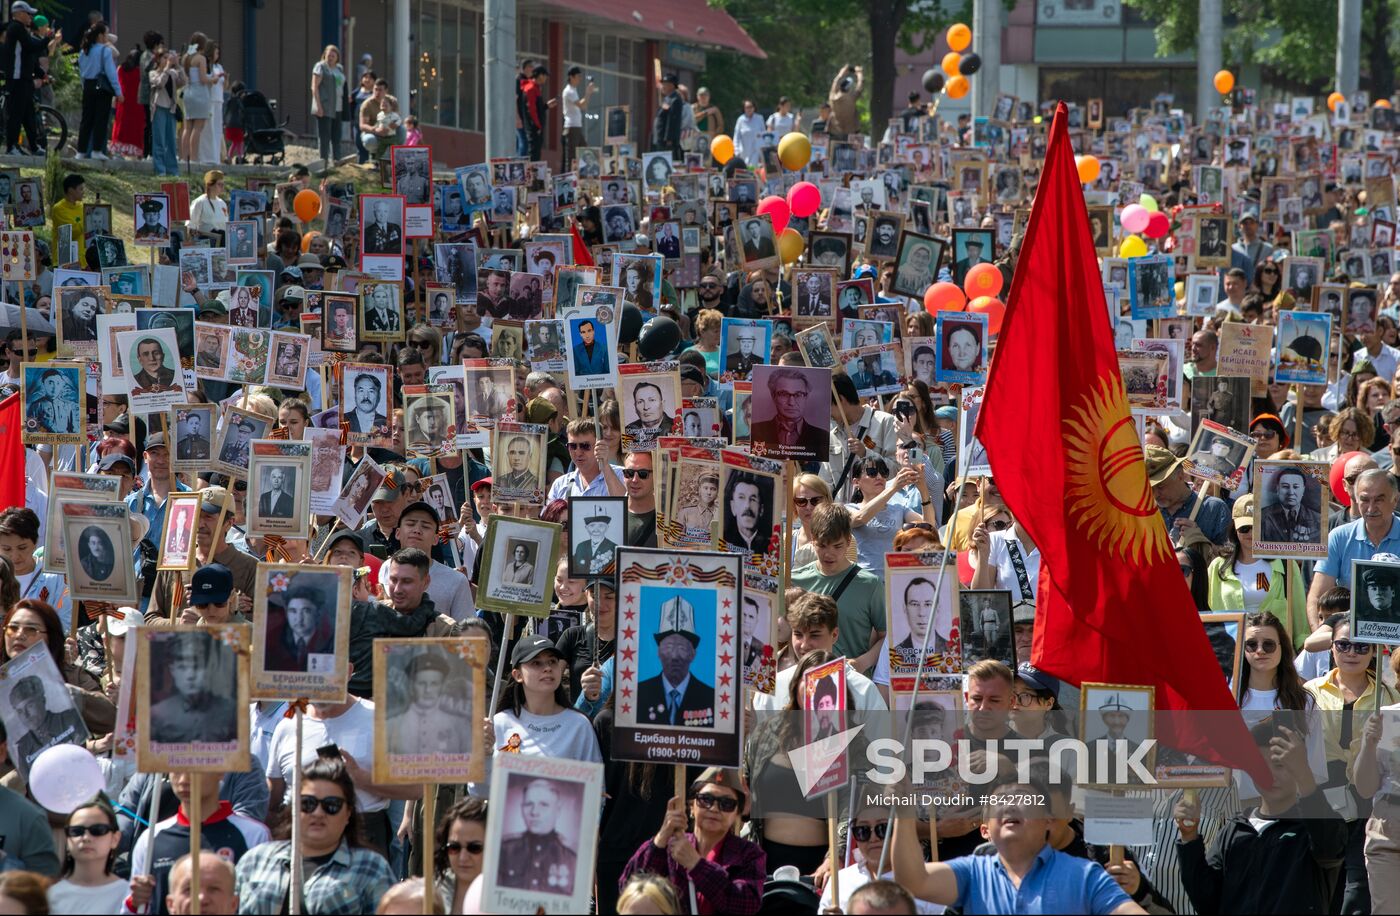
[1120,204,1150,234]
[787,181,821,219]
[1144,210,1170,239]
[756,195,790,235]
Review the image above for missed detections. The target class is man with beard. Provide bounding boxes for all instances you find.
[722,471,773,556]
[870,218,899,257]
[1260,467,1321,543]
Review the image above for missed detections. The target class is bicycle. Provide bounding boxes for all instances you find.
[0,86,68,155]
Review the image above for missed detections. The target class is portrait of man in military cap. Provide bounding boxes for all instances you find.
[494,773,586,895]
[568,498,624,578]
[147,630,240,744]
[1,658,89,779]
[385,647,474,756]
[134,194,170,243]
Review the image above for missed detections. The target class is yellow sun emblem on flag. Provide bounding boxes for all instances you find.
[1064,377,1172,564]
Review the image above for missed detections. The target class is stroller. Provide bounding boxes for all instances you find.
[240,91,288,165]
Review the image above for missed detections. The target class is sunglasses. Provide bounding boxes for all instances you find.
[410,340,433,350]
[8,348,38,358]
[64,823,115,838]
[1244,638,1278,653]
[851,822,890,842]
[1236,525,1253,534]
[444,840,485,855]
[1333,639,1372,655]
[299,794,347,815]
[622,468,652,480]
[794,495,824,507]
[693,793,739,812]
[986,519,1010,531]
[902,521,935,532]
[566,440,595,451]
[862,468,888,478]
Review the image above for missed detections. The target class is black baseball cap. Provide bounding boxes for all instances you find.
[324,528,365,557]
[191,563,233,606]
[510,635,560,666]
[398,500,440,526]
[98,452,136,474]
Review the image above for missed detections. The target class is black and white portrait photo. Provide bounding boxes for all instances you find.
[748,365,833,462]
[1252,460,1327,559]
[139,626,249,772]
[1351,559,1400,644]
[478,515,559,617]
[133,193,171,245]
[891,232,943,298]
[865,212,903,261]
[173,405,215,465]
[360,281,404,341]
[0,644,90,781]
[1184,420,1256,489]
[373,638,486,784]
[341,364,392,441]
[251,564,349,696]
[360,195,405,256]
[958,589,1014,668]
[568,497,625,578]
[392,146,432,205]
[61,503,136,603]
[620,369,679,451]
[793,268,837,319]
[721,467,776,559]
[737,215,778,269]
[213,408,272,476]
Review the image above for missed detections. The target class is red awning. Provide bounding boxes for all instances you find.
[535,0,766,59]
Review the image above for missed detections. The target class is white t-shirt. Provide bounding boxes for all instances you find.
[1235,688,1327,799]
[985,530,1040,601]
[1235,558,1272,610]
[46,878,129,914]
[561,83,582,129]
[265,699,388,811]
[819,862,944,914]
[766,111,796,135]
[492,707,602,762]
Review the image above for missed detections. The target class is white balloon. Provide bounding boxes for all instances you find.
[28,744,104,814]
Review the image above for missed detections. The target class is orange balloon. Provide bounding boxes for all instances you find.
[300,230,320,253]
[947,23,972,52]
[964,262,1004,300]
[293,188,321,223]
[945,75,970,100]
[1213,69,1235,95]
[1377,99,1394,109]
[968,295,1006,335]
[942,51,962,77]
[710,134,735,165]
[1075,154,1101,184]
[923,281,966,314]
[1328,91,1346,112]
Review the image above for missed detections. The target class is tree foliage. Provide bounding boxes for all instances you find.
[703,0,968,138]
[1125,0,1398,94]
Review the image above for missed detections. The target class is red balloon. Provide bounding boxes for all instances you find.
[968,295,1006,335]
[1330,451,1370,506]
[963,262,1004,300]
[787,181,821,219]
[1144,210,1170,239]
[756,195,790,235]
[923,281,967,314]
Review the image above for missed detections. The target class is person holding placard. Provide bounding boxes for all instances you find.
[493,635,601,761]
[621,767,765,915]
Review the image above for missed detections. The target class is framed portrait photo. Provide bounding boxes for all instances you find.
[1250,460,1328,559]
[748,364,833,463]
[567,496,626,580]
[20,361,85,445]
[735,213,779,271]
[319,292,359,353]
[610,547,743,766]
[934,312,988,385]
[247,440,312,539]
[794,323,839,371]
[1350,559,1400,645]
[885,553,960,691]
[477,515,561,617]
[372,637,488,783]
[359,193,406,280]
[137,625,250,773]
[402,383,457,460]
[1078,682,1155,790]
[1183,418,1256,490]
[332,456,385,529]
[266,331,310,389]
[890,231,944,299]
[62,502,137,603]
[359,280,405,343]
[157,492,201,572]
[958,588,1014,668]
[340,362,393,447]
[212,405,276,479]
[619,361,681,452]
[791,268,838,323]
[950,227,995,285]
[0,644,90,782]
[251,563,352,701]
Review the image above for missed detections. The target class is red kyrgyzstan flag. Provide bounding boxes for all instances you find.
[977,101,1270,786]
[0,393,25,510]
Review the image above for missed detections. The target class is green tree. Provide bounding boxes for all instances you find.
[705,0,966,138]
[1125,0,1398,96]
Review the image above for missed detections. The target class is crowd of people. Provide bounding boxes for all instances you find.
[0,10,1399,914]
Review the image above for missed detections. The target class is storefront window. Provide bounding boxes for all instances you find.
[414,0,483,132]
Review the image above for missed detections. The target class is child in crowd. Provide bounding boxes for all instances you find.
[224,80,246,162]
[404,115,422,146]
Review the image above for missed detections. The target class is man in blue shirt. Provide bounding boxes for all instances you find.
[1147,446,1229,546]
[892,780,1145,914]
[1309,467,1400,626]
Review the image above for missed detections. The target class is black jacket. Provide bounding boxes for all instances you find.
[346,595,441,697]
[2,21,45,85]
[651,90,683,150]
[1177,788,1346,915]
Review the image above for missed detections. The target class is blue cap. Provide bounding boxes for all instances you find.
[934,405,958,422]
[190,563,233,606]
[1016,662,1060,698]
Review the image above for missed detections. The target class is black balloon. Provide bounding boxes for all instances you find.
[958,53,981,76]
[922,69,945,94]
[618,303,645,344]
[637,315,681,361]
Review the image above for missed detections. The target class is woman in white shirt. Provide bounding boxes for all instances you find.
[1235,611,1327,801]
[198,42,226,163]
[46,798,129,914]
[765,96,799,136]
[732,99,764,167]
[490,634,602,761]
[187,168,229,241]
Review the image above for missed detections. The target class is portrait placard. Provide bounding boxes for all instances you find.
[799,656,849,797]
[958,589,1014,668]
[340,362,393,447]
[132,192,171,246]
[718,449,783,571]
[463,358,518,436]
[611,547,743,766]
[251,563,352,702]
[1217,321,1273,397]
[481,753,603,916]
[212,405,275,479]
[906,336,937,388]
[567,497,625,580]
[320,293,359,353]
[0,643,91,781]
[1350,559,1400,645]
[934,312,988,385]
[731,381,752,445]
[890,231,944,298]
[136,625,250,773]
[56,286,103,359]
[1127,255,1175,319]
[736,213,779,270]
[841,318,893,350]
[332,456,385,528]
[1116,349,1169,411]
[619,361,680,452]
[266,331,311,389]
[1079,682,1156,790]
[306,428,346,516]
[116,327,185,413]
[563,296,620,391]
[157,492,201,572]
[20,362,84,444]
[885,553,960,691]
[62,502,137,603]
[427,364,477,450]
[792,268,838,322]
[247,440,312,539]
[668,446,723,549]
[477,515,561,617]
[358,193,406,280]
[359,280,405,342]
[96,313,137,386]
[226,220,259,265]
[491,422,549,506]
[680,398,720,439]
[191,320,231,380]
[402,383,457,459]
[225,327,269,386]
[741,571,779,694]
[794,324,839,372]
[1183,419,1255,490]
[958,386,991,478]
[1251,460,1329,559]
[372,637,487,783]
[841,342,904,397]
[44,478,119,577]
[1190,376,1252,438]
